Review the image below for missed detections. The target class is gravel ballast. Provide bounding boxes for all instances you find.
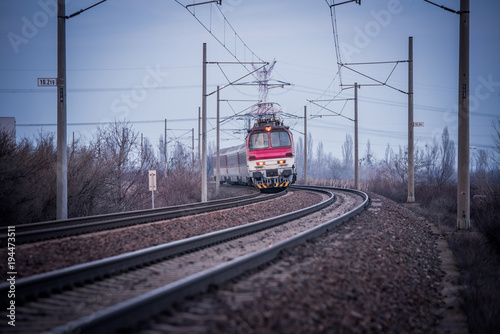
[133,192,453,334]
[0,189,322,280]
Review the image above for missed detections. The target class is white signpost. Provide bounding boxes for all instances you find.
[37,78,57,86]
[412,122,424,127]
[149,170,157,209]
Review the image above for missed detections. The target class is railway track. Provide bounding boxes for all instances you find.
[0,186,369,334]
[0,188,284,247]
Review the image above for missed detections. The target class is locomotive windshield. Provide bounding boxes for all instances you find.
[270,131,291,147]
[249,132,269,149]
[249,130,291,149]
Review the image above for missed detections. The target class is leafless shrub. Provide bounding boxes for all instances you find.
[447,231,500,334]
[492,118,500,165]
[1,121,166,224]
[0,131,56,225]
[471,173,500,251]
[68,139,113,216]
[366,170,406,202]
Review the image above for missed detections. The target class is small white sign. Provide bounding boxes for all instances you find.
[412,122,424,127]
[149,170,157,191]
[37,78,57,86]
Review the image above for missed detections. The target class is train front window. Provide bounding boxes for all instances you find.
[249,132,269,149]
[270,131,291,147]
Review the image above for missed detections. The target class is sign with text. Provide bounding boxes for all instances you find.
[149,170,157,191]
[412,122,424,127]
[37,78,57,87]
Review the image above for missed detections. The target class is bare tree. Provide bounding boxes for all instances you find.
[295,133,313,180]
[422,127,455,188]
[92,121,143,211]
[422,139,439,184]
[140,136,158,170]
[157,135,167,173]
[393,146,408,184]
[342,133,353,168]
[493,118,500,165]
[364,139,375,167]
[473,149,490,173]
[316,142,325,168]
[295,135,304,179]
[326,155,344,180]
[381,143,395,177]
[438,127,455,187]
[0,130,57,225]
[68,138,113,216]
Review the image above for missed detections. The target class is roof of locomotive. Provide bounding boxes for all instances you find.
[247,116,290,133]
[216,116,292,157]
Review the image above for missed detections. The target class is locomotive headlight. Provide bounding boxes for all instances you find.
[277,160,286,164]
[265,126,272,132]
[256,161,265,166]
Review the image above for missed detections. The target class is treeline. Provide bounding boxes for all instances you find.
[296,127,457,191]
[0,121,200,226]
[296,121,500,247]
[2,119,498,233]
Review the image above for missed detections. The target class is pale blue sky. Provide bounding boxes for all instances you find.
[1,0,499,161]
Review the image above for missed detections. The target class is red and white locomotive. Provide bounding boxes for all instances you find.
[216,114,296,191]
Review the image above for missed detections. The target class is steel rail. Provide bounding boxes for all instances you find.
[4,189,259,232]
[0,189,283,247]
[0,187,332,305]
[46,187,368,334]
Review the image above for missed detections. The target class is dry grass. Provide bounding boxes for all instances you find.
[367,178,500,334]
[307,175,500,332]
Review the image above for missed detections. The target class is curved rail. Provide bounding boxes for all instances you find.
[0,187,334,305]
[60,187,367,333]
[1,187,369,334]
[61,187,368,334]
[0,189,286,247]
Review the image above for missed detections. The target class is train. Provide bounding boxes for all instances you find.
[214,114,297,191]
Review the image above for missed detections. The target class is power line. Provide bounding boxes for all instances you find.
[175,0,265,72]
[328,0,344,85]
[64,0,109,19]
[0,85,199,93]
[423,0,460,14]
[16,118,218,127]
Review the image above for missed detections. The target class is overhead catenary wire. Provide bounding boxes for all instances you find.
[341,61,409,94]
[64,0,109,19]
[315,0,411,128]
[16,118,218,127]
[328,0,344,86]
[174,0,265,76]
[422,0,460,14]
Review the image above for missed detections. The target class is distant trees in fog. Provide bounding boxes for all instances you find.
[295,125,498,195]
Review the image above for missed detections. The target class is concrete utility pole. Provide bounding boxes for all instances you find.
[57,0,67,220]
[198,107,201,167]
[216,86,220,195]
[201,43,208,202]
[167,118,168,177]
[304,106,307,184]
[354,82,359,190]
[457,0,470,229]
[192,128,195,167]
[407,36,415,203]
